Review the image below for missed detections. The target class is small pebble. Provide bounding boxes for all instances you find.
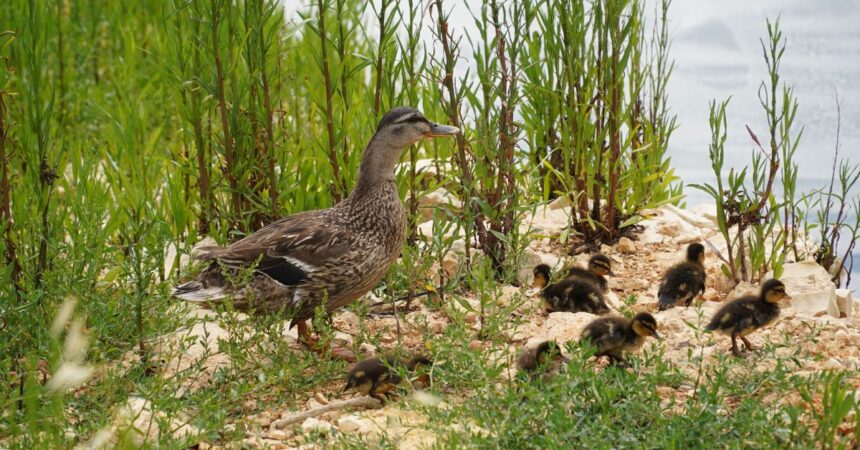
[266,429,288,440]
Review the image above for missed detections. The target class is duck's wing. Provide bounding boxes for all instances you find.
[197,209,352,286]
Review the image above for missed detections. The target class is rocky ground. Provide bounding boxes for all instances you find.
[101,200,860,449]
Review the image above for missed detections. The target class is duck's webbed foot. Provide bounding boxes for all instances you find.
[607,354,629,367]
[296,320,357,362]
[730,334,748,358]
[740,336,756,353]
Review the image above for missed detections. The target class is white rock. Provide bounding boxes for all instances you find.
[266,429,288,440]
[418,187,462,221]
[727,281,758,301]
[835,289,853,318]
[301,418,335,434]
[521,206,571,236]
[541,312,596,343]
[822,358,844,370]
[548,195,573,210]
[766,261,839,318]
[115,397,199,445]
[337,415,369,433]
[690,203,719,224]
[664,204,716,230]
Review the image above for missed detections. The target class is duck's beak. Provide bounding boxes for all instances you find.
[782,293,792,300]
[427,123,459,137]
[652,330,663,341]
[606,269,616,277]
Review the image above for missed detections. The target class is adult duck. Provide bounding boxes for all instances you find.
[173,107,458,360]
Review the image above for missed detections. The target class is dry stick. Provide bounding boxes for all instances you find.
[270,397,382,429]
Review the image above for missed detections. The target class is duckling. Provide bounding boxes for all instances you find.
[579,312,661,364]
[564,253,614,293]
[173,107,458,361]
[706,279,790,357]
[533,264,611,314]
[517,340,564,378]
[343,355,432,402]
[658,243,707,311]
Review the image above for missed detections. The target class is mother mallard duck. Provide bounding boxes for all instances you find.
[173,107,458,360]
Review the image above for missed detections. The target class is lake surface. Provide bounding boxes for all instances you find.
[667,0,860,289]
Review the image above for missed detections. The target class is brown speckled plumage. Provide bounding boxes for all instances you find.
[173,107,457,328]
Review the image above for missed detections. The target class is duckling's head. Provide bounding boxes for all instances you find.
[534,340,564,366]
[532,264,552,288]
[373,107,459,149]
[631,312,662,340]
[687,243,706,265]
[761,279,791,303]
[406,355,433,389]
[588,254,615,277]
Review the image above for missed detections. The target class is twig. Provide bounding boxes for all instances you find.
[702,239,731,269]
[270,397,382,429]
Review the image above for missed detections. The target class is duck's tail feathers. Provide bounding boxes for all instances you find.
[172,281,227,302]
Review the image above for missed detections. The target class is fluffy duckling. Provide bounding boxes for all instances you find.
[564,254,614,292]
[343,355,432,402]
[579,312,661,364]
[706,279,790,357]
[533,264,611,314]
[658,243,707,311]
[517,340,564,378]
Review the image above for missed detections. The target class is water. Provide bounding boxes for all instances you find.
[667,0,860,289]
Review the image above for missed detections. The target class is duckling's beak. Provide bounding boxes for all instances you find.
[652,330,663,341]
[606,269,616,277]
[782,293,792,300]
[427,123,459,137]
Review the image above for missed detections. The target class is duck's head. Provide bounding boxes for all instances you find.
[761,279,791,303]
[534,340,564,366]
[588,254,615,277]
[631,312,662,340]
[532,264,552,288]
[687,243,706,265]
[373,107,459,149]
[359,107,458,183]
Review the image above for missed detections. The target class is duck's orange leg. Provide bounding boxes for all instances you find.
[296,320,357,362]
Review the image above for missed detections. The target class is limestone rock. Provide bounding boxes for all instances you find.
[548,195,572,210]
[301,418,335,434]
[727,281,758,301]
[417,187,462,222]
[663,204,716,230]
[521,206,571,236]
[541,312,596,344]
[115,397,200,446]
[766,261,839,318]
[835,289,853,318]
[338,415,370,433]
[616,237,636,254]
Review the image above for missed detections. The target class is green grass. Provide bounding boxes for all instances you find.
[0,0,858,448]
